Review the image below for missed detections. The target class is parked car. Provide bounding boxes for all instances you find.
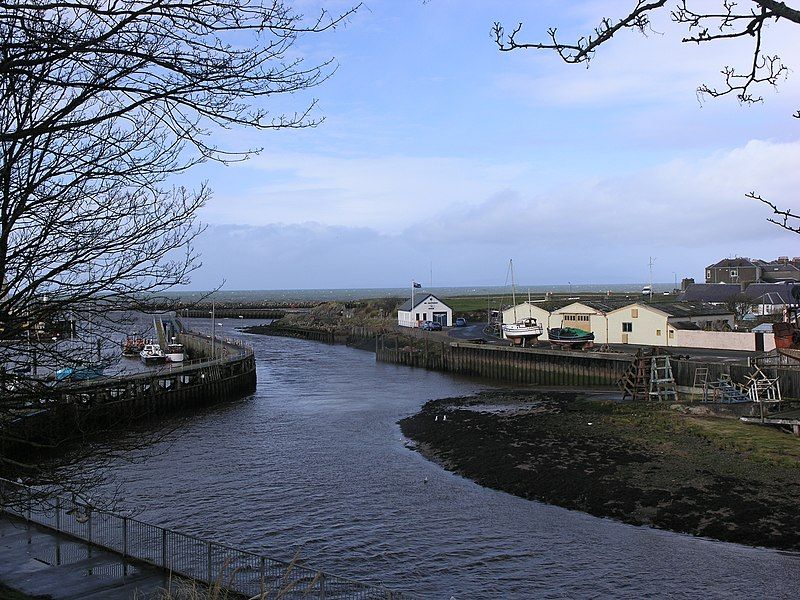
[455,317,468,327]
[421,321,442,331]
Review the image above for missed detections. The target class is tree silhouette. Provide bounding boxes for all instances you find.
[0,0,357,491]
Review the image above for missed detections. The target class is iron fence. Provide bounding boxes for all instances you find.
[0,478,404,599]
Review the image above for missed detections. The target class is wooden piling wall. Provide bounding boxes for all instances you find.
[3,333,257,451]
[256,326,800,398]
[375,338,632,387]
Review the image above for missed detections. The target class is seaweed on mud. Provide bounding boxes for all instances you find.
[399,390,800,550]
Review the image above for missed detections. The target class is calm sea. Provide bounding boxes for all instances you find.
[163,283,675,303]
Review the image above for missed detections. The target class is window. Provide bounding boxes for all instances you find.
[706,269,711,279]
[578,315,590,322]
[730,269,738,278]
[656,329,662,336]
[564,315,576,321]
[622,322,633,332]
[631,308,639,318]
[423,313,427,320]
[668,330,674,339]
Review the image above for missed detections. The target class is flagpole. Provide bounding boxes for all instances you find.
[411,279,415,325]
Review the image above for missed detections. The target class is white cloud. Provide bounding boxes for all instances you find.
[407,138,800,248]
[202,152,537,233]
[188,139,800,289]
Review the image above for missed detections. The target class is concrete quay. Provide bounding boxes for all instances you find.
[0,514,168,600]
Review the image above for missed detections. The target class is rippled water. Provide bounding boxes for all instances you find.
[93,320,800,599]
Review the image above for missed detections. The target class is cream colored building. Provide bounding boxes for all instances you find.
[550,301,614,344]
[606,303,735,346]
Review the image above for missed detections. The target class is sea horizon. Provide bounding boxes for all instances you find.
[161,282,678,303]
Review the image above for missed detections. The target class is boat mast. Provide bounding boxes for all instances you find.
[510,259,517,323]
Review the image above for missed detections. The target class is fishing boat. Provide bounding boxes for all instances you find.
[122,335,148,357]
[548,327,595,348]
[140,343,166,365]
[501,259,543,346]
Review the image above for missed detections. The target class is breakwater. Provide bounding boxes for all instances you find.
[181,307,288,319]
[3,332,256,453]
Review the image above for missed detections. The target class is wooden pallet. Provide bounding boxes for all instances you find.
[619,349,650,401]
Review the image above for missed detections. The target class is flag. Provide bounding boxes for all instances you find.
[413,281,422,288]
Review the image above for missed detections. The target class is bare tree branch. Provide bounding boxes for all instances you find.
[746,192,800,233]
[494,1,797,110]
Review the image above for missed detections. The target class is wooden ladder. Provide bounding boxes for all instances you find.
[649,355,678,402]
[692,367,709,402]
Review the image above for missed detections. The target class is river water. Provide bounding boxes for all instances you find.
[94,320,800,599]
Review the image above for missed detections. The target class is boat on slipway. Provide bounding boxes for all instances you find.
[548,327,595,348]
[502,317,544,344]
[500,259,543,347]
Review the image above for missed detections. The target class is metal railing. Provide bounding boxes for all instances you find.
[0,478,404,599]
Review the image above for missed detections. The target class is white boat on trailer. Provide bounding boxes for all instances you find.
[502,317,544,341]
[501,259,544,347]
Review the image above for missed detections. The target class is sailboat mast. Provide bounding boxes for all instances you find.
[510,259,517,323]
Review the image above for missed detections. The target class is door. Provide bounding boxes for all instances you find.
[755,332,764,352]
[622,333,629,344]
[433,312,447,326]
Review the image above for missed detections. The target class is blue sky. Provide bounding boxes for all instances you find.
[178,1,800,290]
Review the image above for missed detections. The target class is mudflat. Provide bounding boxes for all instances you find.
[399,390,800,550]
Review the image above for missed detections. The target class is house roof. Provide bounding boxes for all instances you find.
[670,321,702,331]
[656,302,734,318]
[553,300,630,314]
[397,294,450,312]
[759,262,800,282]
[679,284,743,303]
[745,282,800,305]
[707,257,758,269]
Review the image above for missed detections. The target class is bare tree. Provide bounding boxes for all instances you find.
[493,1,799,232]
[0,1,357,490]
[724,292,757,320]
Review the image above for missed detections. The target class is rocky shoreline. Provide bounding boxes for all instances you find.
[399,390,800,551]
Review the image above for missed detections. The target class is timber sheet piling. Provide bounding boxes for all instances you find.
[375,340,632,387]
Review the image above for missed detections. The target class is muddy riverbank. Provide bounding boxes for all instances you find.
[399,390,800,550]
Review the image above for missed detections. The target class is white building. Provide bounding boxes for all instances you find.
[397,294,453,328]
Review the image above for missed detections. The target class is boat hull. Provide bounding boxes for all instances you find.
[502,326,543,338]
[548,328,595,346]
